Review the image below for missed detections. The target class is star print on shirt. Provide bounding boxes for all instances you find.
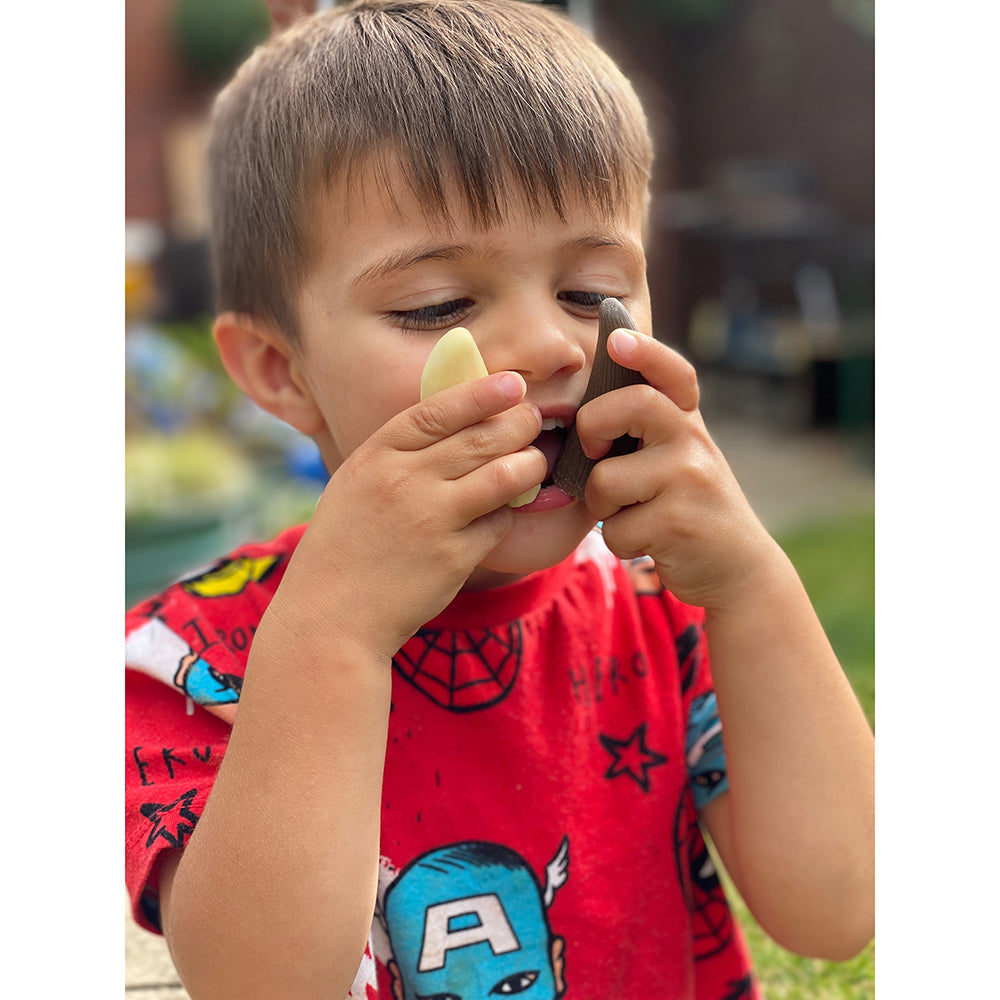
[140,788,200,849]
[599,723,668,792]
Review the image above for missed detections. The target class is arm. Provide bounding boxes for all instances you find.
[578,330,874,961]
[697,555,875,960]
[159,372,545,999]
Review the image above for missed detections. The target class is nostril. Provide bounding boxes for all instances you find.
[557,358,586,378]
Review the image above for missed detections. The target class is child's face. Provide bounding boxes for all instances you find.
[293,162,651,586]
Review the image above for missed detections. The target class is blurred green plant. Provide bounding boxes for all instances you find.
[778,509,875,726]
[125,315,244,435]
[125,428,255,520]
[172,0,271,80]
[157,315,229,380]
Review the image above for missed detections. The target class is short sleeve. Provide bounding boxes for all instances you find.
[125,668,231,932]
[627,556,730,813]
[124,525,302,932]
[685,690,729,811]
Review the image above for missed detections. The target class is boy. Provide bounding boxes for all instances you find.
[125,2,874,997]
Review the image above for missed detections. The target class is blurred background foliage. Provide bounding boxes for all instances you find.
[172,0,271,80]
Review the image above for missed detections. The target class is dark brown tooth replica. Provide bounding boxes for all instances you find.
[551,297,647,500]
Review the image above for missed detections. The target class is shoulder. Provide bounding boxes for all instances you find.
[558,532,708,687]
[569,532,705,634]
[126,524,306,706]
[127,523,304,625]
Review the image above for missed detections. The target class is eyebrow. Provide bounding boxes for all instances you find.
[350,243,486,288]
[350,233,639,288]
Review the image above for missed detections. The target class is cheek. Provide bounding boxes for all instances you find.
[320,351,423,455]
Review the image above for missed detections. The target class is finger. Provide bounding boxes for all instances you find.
[599,502,661,563]
[452,445,548,518]
[607,329,700,412]
[436,403,544,481]
[574,381,677,461]
[389,372,529,452]
[583,447,666,522]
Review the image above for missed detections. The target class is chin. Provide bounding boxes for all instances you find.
[472,504,597,584]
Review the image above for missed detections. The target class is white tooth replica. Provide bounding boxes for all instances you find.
[420,327,541,508]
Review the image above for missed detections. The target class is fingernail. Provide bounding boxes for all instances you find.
[498,371,526,401]
[610,329,637,357]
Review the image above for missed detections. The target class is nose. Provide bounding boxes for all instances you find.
[477,302,589,385]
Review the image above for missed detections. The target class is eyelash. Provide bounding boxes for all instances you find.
[560,290,610,311]
[388,291,618,331]
[388,298,473,332]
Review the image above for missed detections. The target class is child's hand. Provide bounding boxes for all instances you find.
[268,372,545,659]
[577,330,777,610]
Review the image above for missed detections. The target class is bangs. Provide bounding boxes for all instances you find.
[307,2,652,227]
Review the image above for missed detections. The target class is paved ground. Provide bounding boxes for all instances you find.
[124,416,874,997]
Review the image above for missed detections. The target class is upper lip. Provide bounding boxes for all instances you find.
[535,405,577,428]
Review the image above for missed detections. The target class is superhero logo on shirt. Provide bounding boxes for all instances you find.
[180,554,280,598]
[125,618,242,708]
[686,693,728,808]
[674,792,734,961]
[175,650,243,705]
[625,555,663,595]
[675,624,702,696]
[392,623,523,712]
[377,838,569,999]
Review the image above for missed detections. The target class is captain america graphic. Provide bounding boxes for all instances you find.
[379,839,569,999]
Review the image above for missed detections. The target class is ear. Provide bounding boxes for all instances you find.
[213,312,325,436]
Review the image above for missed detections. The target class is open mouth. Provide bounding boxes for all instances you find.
[533,418,570,488]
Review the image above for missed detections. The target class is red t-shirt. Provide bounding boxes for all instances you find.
[126,526,759,999]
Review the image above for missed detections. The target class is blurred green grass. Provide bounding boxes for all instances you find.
[778,508,875,729]
[725,507,875,999]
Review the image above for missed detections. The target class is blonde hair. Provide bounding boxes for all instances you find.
[208,0,654,342]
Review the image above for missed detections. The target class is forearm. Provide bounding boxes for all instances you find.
[704,540,874,959]
[162,604,391,1000]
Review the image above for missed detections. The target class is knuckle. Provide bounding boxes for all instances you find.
[633,382,660,409]
[674,358,700,406]
[410,399,451,439]
[587,458,614,495]
[466,421,499,457]
[489,455,519,493]
[369,465,414,510]
[600,519,638,560]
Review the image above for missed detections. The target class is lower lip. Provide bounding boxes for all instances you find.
[513,483,577,513]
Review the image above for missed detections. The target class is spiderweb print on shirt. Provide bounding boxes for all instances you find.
[674,789,734,961]
[392,623,523,712]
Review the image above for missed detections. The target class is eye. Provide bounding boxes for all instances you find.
[558,290,621,316]
[387,298,474,332]
[490,970,540,994]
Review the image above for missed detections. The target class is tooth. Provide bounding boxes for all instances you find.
[540,418,565,431]
[551,298,647,501]
[420,327,541,508]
